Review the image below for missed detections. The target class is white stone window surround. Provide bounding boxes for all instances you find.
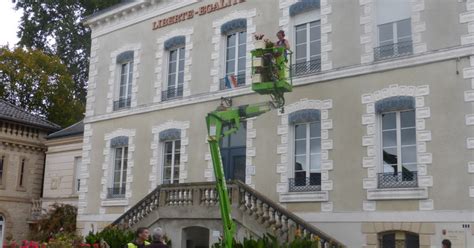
[106,44,141,113]
[209,9,257,92]
[149,120,190,192]
[279,0,333,71]
[359,0,427,64]
[203,118,257,189]
[99,129,136,209]
[361,85,434,211]
[154,28,194,103]
[460,1,474,198]
[276,99,334,211]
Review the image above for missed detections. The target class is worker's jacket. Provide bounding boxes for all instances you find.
[127,241,150,248]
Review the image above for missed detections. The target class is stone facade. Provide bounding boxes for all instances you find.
[79,0,474,247]
[0,100,60,245]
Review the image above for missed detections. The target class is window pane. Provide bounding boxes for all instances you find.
[295,155,306,171]
[401,128,416,145]
[175,140,181,150]
[382,112,396,130]
[310,22,321,42]
[382,130,397,147]
[401,110,415,128]
[238,44,246,57]
[227,34,236,47]
[173,166,179,181]
[296,44,306,60]
[310,154,321,171]
[295,25,307,45]
[226,47,236,60]
[295,140,306,155]
[174,154,180,166]
[177,72,184,85]
[383,147,398,167]
[226,60,235,74]
[310,122,321,138]
[178,58,185,72]
[238,31,246,44]
[402,163,417,172]
[165,142,173,154]
[179,47,185,59]
[397,19,412,39]
[170,50,177,62]
[401,146,416,164]
[310,41,321,58]
[378,23,394,43]
[237,57,245,72]
[230,124,246,147]
[310,138,321,154]
[165,154,172,167]
[164,167,171,179]
[295,124,306,139]
[167,74,176,88]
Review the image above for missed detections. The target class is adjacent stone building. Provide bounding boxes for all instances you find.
[41,121,84,210]
[0,100,60,245]
[78,0,474,247]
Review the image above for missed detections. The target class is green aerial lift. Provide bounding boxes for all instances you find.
[206,46,292,247]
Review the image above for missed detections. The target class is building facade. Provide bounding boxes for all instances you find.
[41,121,84,210]
[0,100,60,245]
[80,0,474,247]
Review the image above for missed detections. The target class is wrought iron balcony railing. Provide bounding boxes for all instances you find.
[288,176,321,192]
[377,171,418,189]
[161,85,184,101]
[374,40,413,61]
[291,58,321,77]
[107,187,126,199]
[113,97,131,111]
[219,73,246,90]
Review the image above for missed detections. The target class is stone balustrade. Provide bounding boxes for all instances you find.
[112,181,345,247]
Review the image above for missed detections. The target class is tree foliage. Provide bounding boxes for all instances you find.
[13,0,121,105]
[29,203,78,242]
[0,46,84,127]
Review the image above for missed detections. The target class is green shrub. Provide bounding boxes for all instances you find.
[212,234,324,248]
[85,225,134,248]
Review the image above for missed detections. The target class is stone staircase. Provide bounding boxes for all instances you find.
[112,180,345,247]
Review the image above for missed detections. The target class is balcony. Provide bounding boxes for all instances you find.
[288,174,321,192]
[374,40,413,61]
[161,85,183,101]
[219,73,246,90]
[291,59,321,78]
[113,97,131,111]
[107,187,126,199]
[377,171,418,189]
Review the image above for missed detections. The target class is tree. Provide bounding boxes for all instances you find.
[29,203,78,242]
[0,46,84,127]
[13,0,121,104]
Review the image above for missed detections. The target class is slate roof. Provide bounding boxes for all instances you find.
[0,99,61,131]
[47,120,84,139]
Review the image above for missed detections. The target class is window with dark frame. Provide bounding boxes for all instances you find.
[294,20,321,76]
[291,121,321,191]
[18,158,25,188]
[165,46,185,100]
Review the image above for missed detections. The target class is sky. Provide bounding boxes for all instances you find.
[0,1,22,47]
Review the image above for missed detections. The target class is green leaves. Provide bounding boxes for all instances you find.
[12,0,121,122]
[0,46,84,127]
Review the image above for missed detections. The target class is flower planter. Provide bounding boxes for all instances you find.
[252,74,262,83]
[254,40,265,49]
[253,57,263,67]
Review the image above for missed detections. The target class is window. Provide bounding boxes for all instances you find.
[0,215,4,248]
[109,147,128,198]
[18,158,26,189]
[291,122,321,191]
[375,0,412,60]
[221,30,246,90]
[73,156,82,194]
[379,231,419,248]
[163,140,180,184]
[379,110,417,188]
[163,47,185,101]
[113,51,134,110]
[294,20,321,76]
[0,156,4,187]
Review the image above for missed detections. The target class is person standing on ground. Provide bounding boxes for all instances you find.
[127,227,151,248]
[442,239,451,248]
[146,227,168,248]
